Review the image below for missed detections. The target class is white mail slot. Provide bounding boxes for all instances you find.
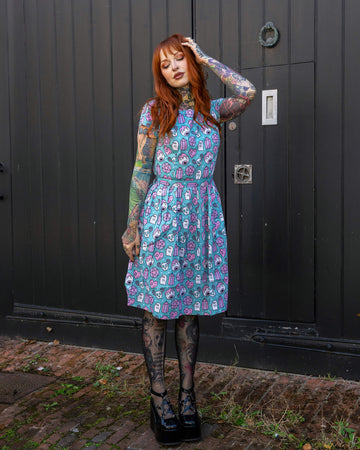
[262,89,278,126]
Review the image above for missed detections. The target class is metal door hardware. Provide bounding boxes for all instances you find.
[262,89,278,126]
[228,121,237,131]
[234,165,252,184]
[258,21,279,47]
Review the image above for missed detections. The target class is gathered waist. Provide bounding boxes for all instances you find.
[154,176,213,186]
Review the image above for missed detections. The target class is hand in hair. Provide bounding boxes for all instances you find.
[181,37,209,65]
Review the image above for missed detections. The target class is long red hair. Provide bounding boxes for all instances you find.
[147,34,221,138]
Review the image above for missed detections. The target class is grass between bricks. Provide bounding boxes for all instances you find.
[1,360,359,450]
[20,352,54,375]
[198,390,360,449]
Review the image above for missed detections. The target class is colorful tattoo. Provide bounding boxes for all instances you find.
[177,85,195,109]
[122,125,157,245]
[205,57,256,121]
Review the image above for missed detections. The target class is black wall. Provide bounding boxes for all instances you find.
[1,0,360,379]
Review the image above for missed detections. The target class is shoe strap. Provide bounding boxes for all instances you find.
[179,386,196,415]
[150,388,168,398]
[151,389,175,419]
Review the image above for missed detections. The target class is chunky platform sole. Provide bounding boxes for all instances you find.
[150,399,182,446]
[178,386,201,442]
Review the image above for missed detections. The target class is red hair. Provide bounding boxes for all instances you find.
[147,34,221,138]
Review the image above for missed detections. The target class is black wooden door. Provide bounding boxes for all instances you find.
[196,0,315,323]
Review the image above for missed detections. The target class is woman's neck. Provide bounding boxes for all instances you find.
[177,84,195,109]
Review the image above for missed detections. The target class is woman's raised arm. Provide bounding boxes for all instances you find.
[182,38,256,122]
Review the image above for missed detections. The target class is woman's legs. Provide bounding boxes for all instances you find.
[175,315,199,414]
[142,310,174,418]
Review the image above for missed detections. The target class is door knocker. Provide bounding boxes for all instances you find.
[258,22,279,48]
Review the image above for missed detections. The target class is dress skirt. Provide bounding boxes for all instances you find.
[125,99,229,320]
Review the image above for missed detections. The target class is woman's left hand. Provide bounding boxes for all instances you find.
[182,37,209,65]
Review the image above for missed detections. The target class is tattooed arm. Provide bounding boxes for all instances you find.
[122,122,157,261]
[182,38,256,121]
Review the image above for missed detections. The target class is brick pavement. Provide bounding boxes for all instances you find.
[0,335,359,449]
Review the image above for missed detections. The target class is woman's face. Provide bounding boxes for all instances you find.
[160,47,189,88]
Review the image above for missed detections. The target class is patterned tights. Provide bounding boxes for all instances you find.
[142,310,199,416]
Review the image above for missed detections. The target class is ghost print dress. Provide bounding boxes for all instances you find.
[125,99,229,320]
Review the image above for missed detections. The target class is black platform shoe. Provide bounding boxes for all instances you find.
[150,388,181,446]
[178,386,201,442]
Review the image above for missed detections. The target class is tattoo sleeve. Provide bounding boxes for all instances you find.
[122,125,157,245]
[206,57,256,122]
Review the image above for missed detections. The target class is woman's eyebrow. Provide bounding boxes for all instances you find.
[161,51,183,62]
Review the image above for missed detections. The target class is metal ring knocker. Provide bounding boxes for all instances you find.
[258,21,279,48]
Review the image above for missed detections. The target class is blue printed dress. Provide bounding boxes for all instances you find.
[125,99,228,320]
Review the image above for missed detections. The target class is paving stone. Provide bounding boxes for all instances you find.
[65,438,89,449]
[126,428,159,450]
[58,420,81,433]
[57,432,78,447]
[91,430,113,443]
[107,420,137,444]
[44,432,63,445]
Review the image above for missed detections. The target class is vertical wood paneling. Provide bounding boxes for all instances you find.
[168,0,192,36]
[92,0,116,312]
[289,63,314,322]
[240,0,263,69]
[195,0,222,97]
[316,0,343,337]
[344,0,360,338]
[8,0,32,305]
[24,0,46,306]
[0,0,13,314]
[264,0,289,66]
[230,67,264,318]
[55,0,80,309]
[263,64,290,320]
[37,0,62,306]
[291,0,314,63]
[131,0,152,141]
[73,0,97,310]
[151,0,168,48]
[112,0,134,315]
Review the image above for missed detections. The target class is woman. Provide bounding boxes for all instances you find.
[122,34,256,445]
